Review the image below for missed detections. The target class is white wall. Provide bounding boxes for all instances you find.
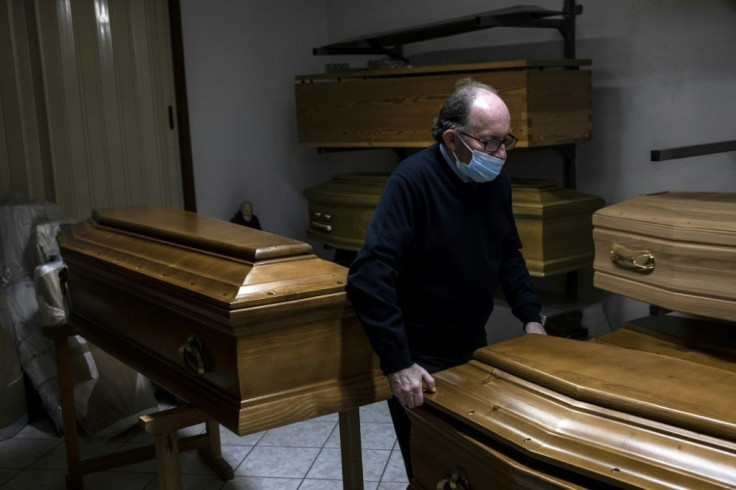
[179,0,334,248]
[181,0,736,328]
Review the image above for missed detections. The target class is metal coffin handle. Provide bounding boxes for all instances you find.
[310,221,332,233]
[610,243,655,274]
[436,467,470,490]
[178,334,206,376]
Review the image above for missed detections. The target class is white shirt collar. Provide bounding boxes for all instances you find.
[439,143,472,183]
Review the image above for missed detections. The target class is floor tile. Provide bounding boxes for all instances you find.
[310,412,339,423]
[359,423,397,450]
[28,439,124,470]
[306,447,391,482]
[235,446,320,478]
[144,473,226,490]
[377,482,410,490]
[299,478,376,490]
[381,449,409,483]
[12,418,58,440]
[0,438,60,468]
[2,397,400,489]
[0,468,68,490]
[219,425,264,447]
[258,420,335,448]
[298,479,342,490]
[325,422,396,450]
[0,470,18,486]
[360,401,392,423]
[221,476,301,489]
[82,469,156,489]
[181,444,252,475]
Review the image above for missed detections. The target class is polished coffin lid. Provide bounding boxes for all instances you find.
[511,179,604,219]
[593,191,736,246]
[303,172,389,207]
[592,191,736,322]
[57,207,388,435]
[74,207,344,309]
[424,335,736,488]
[63,206,342,310]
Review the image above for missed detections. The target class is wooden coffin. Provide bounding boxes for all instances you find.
[590,314,736,372]
[295,60,592,148]
[409,334,736,489]
[303,172,389,251]
[592,191,736,322]
[303,175,603,276]
[512,179,604,276]
[57,206,389,436]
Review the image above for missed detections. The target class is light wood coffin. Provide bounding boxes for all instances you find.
[409,334,736,489]
[295,60,592,148]
[303,172,389,251]
[590,314,736,373]
[57,206,389,436]
[303,175,603,276]
[592,191,736,322]
[512,179,604,276]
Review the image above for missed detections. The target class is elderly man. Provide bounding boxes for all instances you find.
[347,78,546,478]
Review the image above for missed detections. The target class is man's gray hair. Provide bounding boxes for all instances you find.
[431,78,498,143]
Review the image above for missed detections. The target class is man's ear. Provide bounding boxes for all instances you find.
[442,130,457,152]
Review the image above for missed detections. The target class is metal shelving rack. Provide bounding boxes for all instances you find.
[311,1,586,296]
[314,1,582,60]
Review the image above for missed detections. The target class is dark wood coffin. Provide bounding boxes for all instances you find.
[57,206,389,436]
[593,191,736,322]
[408,334,736,489]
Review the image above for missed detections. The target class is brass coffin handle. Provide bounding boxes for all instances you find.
[310,221,332,233]
[610,243,655,274]
[178,334,206,377]
[436,467,470,490]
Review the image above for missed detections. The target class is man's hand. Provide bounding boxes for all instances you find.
[525,321,547,335]
[388,363,436,409]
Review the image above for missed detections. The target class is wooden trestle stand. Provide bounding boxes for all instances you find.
[49,207,390,489]
[45,322,236,490]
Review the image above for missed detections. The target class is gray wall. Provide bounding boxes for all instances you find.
[179,0,332,240]
[180,0,736,329]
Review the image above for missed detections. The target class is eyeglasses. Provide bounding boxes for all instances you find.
[458,131,518,153]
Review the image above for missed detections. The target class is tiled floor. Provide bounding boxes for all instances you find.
[0,401,408,489]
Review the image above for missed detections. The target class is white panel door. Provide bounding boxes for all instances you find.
[35,0,183,220]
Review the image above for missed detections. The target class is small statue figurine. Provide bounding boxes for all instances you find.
[230,200,262,230]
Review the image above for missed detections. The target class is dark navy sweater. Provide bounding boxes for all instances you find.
[347,144,541,375]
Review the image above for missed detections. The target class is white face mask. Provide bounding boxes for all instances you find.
[452,134,505,183]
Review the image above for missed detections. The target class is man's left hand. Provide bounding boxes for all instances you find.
[524,322,547,335]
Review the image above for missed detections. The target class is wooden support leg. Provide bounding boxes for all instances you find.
[339,408,364,490]
[198,420,234,480]
[139,406,234,489]
[48,328,83,489]
[152,432,182,490]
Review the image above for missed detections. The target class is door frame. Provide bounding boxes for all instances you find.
[168,0,196,212]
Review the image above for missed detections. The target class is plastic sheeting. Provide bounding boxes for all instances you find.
[32,261,159,438]
[0,202,66,288]
[0,284,27,441]
[1,202,159,439]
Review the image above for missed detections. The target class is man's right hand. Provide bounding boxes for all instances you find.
[387,363,436,409]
